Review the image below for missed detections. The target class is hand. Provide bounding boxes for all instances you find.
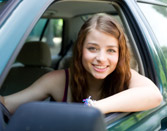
[83,96,96,106]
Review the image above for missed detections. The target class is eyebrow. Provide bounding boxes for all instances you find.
[107,45,118,48]
[87,42,98,45]
[87,42,118,48]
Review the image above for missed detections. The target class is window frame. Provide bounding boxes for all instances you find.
[117,0,159,85]
[0,0,21,27]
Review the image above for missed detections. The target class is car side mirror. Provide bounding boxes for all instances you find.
[6,102,106,131]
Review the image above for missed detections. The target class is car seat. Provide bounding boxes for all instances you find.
[6,102,106,131]
[0,41,53,96]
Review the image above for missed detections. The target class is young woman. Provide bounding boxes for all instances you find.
[0,14,162,114]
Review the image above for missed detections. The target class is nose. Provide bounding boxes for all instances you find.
[96,50,107,62]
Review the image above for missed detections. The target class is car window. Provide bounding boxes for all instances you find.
[138,2,167,61]
[27,18,63,58]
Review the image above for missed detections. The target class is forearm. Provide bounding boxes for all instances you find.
[3,92,33,114]
[93,87,162,114]
[2,86,49,114]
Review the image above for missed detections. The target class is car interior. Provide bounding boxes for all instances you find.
[0,0,142,95]
[0,0,145,127]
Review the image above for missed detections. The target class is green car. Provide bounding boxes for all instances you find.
[0,0,167,130]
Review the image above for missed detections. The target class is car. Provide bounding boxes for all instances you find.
[0,0,167,130]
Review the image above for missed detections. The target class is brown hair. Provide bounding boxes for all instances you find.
[70,14,131,102]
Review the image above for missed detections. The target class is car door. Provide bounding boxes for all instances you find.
[105,0,167,130]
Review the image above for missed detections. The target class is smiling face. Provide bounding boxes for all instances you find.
[82,28,119,79]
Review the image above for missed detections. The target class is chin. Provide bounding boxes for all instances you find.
[94,75,108,80]
[96,77,106,80]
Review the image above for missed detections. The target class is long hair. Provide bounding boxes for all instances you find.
[70,14,131,102]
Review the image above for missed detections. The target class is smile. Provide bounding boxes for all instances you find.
[92,64,108,72]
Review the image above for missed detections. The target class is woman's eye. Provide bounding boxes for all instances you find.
[87,47,97,51]
[107,49,116,53]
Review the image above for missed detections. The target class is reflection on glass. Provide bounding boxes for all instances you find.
[154,0,167,17]
[155,0,167,4]
[138,3,167,57]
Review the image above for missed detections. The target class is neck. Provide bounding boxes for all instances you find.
[86,73,104,100]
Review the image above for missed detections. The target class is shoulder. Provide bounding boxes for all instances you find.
[42,69,66,81]
[33,69,67,100]
[129,69,157,89]
[42,69,66,89]
[44,69,68,101]
[34,69,66,86]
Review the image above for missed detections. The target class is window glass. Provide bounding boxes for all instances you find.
[138,3,167,60]
[156,0,167,4]
[27,19,47,41]
[27,18,63,57]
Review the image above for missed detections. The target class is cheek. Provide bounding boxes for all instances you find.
[109,54,119,65]
[82,49,94,63]
[114,55,119,63]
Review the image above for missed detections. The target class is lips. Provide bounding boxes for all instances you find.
[92,64,108,72]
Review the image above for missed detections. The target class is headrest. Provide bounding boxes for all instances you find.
[16,41,51,67]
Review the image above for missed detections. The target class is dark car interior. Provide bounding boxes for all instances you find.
[0,0,149,130]
[0,0,141,95]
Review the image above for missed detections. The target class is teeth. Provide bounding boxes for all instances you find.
[94,65,107,69]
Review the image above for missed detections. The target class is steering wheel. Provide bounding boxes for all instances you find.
[0,101,11,123]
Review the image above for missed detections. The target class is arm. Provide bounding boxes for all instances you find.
[0,70,66,114]
[93,69,163,114]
